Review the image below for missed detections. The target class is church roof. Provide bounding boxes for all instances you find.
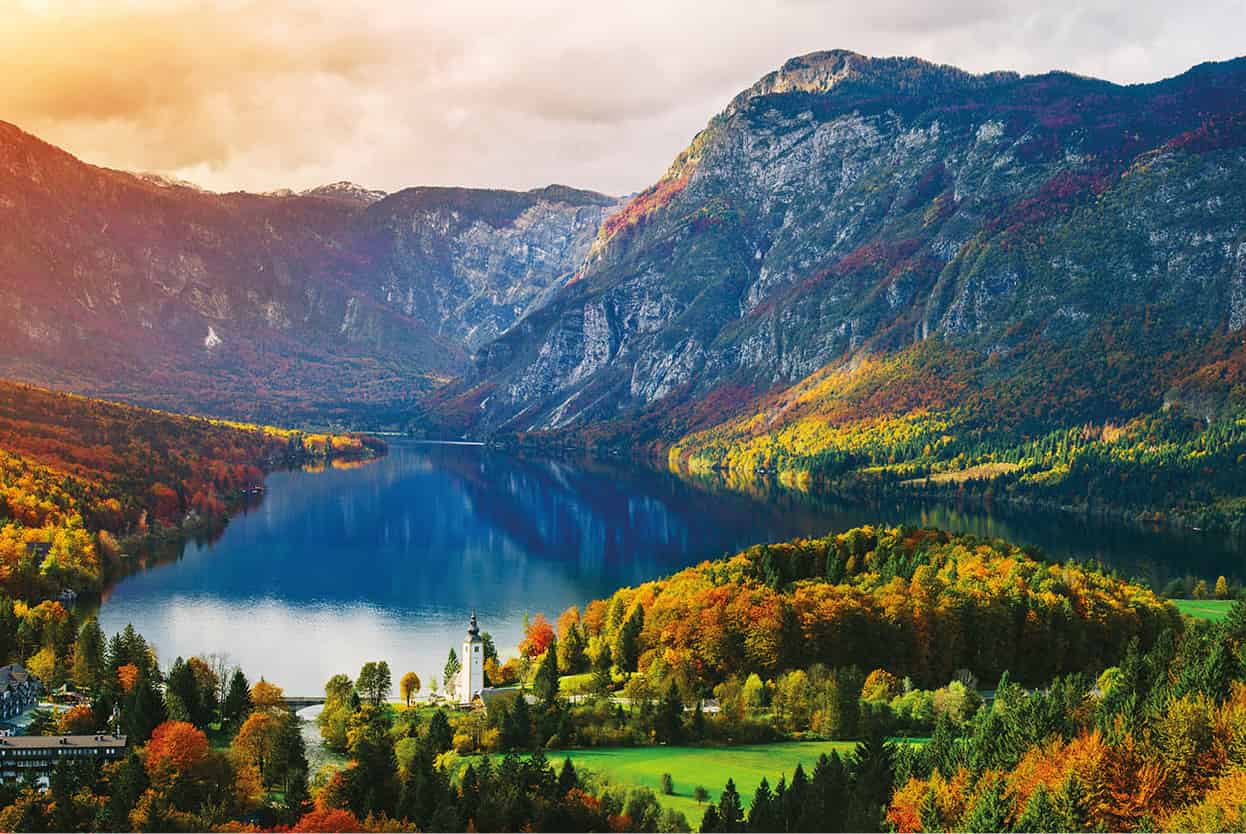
[466,610,482,642]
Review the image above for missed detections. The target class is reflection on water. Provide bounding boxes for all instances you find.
[98,442,1246,693]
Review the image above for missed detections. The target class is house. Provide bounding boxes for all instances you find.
[0,665,42,721]
[0,735,127,783]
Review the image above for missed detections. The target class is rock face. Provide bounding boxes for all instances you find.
[458,51,1246,434]
[356,185,620,351]
[0,121,616,421]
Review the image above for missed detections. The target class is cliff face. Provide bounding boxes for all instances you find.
[0,121,615,421]
[456,51,1246,435]
[356,185,621,352]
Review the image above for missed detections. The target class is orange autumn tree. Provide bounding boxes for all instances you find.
[519,614,555,658]
[250,678,285,712]
[117,663,140,693]
[293,808,363,832]
[145,720,209,779]
[57,704,97,735]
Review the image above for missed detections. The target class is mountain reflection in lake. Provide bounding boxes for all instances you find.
[98,441,1245,693]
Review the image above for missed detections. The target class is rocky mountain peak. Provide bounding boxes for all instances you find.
[302,180,388,205]
[725,49,1021,116]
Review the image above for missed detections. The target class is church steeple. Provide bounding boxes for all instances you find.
[459,610,485,706]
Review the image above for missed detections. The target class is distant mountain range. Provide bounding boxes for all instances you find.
[4,49,1246,525]
[0,120,618,421]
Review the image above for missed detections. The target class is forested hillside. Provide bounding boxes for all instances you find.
[559,525,1176,689]
[0,380,380,600]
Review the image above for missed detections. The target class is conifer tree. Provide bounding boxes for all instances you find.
[655,681,685,744]
[1015,784,1067,832]
[746,778,774,832]
[223,667,252,726]
[615,605,645,673]
[962,776,1010,833]
[716,779,744,833]
[533,638,560,705]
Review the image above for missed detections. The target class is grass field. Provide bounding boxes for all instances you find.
[1173,598,1235,622]
[541,742,859,820]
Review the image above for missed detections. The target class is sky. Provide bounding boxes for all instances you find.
[3,0,1244,197]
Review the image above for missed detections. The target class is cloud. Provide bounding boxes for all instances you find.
[2,0,1243,196]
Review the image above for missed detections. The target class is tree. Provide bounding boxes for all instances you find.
[655,681,685,744]
[318,674,356,753]
[592,645,613,695]
[71,617,105,689]
[962,776,1009,832]
[426,709,453,753]
[144,720,209,779]
[849,729,896,831]
[716,778,744,832]
[58,703,96,734]
[1216,576,1231,599]
[223,668,252,726]
[520,614,556,658]
[251,677,285,711]
[693,785,710,805]
[293,808,363,832]
[357,661,392,707]
[165,656,208,728]
[234,711,281,784]
[558,757,579,796]
[121,666,166,742]
[1015,784,1069,832]
[747,778,775,832]
[272,711,310,802]
[533,639,560,705]
[616,605,645,672]
[399,671,421,707]
[444,649,462,693]
[1225,598,1246,644]
[661,772,675,796]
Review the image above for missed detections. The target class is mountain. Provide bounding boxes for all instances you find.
[437,50,1246,524]
[0,121,618,422]
[454,51,1246,431]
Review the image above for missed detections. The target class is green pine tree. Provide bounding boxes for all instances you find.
[962,776,1010,833]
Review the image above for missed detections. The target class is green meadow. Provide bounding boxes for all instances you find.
[540,741,859,819]
[1173,598,1235,623]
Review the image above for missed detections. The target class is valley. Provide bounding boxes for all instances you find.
[2,41,1246,834]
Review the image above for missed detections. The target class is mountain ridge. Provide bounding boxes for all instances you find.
[0,117,618,421]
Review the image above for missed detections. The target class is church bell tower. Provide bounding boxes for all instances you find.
[459,611,484,705]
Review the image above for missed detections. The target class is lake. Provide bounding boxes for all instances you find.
[97,441,1246,693]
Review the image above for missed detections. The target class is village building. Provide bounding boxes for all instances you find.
[0,735,127,784]
[0,665,42,722]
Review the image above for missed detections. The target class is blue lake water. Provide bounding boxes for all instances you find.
[98,441,1246,693]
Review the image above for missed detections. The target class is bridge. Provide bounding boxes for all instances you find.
[281,696,326,711]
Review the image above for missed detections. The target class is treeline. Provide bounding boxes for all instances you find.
[0,380,382,599]
[694,605,1246,832]
[562,526,1176,690]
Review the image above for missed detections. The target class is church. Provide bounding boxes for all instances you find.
[457,611,485,707]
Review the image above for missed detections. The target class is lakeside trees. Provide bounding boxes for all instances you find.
[0,380,382,603]
[3,525,1245,831]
